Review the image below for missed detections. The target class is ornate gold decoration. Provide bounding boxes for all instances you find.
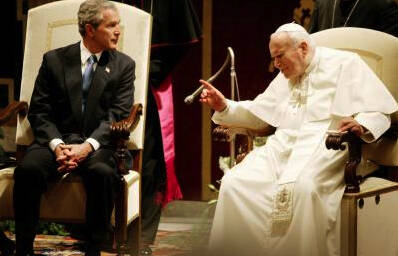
[271,183,294,237]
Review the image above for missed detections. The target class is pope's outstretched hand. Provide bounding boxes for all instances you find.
[199,79,227,112]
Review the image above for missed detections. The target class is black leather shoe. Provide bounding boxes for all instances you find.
[84,243,101,256]
[0,237,15,256]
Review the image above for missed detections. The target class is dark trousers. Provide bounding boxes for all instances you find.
[138,90,166,244]
[13,144,118,255]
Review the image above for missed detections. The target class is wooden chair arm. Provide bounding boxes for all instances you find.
[326,124,398,193]
[213,125,275,142]
[213,124,276,164]
[326,132,363,193]
[110,103,143,175]
[0,101,28,126]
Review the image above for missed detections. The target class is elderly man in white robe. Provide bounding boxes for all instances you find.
[199,23,398,256]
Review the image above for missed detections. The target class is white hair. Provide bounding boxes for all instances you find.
[272,22,315,48]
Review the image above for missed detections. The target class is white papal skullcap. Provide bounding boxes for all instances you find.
[275,22,308,34]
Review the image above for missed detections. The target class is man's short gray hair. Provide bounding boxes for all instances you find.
[78,0,117,37]
[272,23,315,49]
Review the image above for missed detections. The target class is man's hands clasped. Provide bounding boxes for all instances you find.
[55,142,93,172]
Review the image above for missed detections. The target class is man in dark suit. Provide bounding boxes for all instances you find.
[13,0,135,255]
[309,0,398,37]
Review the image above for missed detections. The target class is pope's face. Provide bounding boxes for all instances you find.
[92,8,120,51]
[269,33,307,80]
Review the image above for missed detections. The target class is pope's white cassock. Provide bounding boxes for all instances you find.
[208,46,398,256]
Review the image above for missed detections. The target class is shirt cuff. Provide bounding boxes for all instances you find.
[86,138,100,151]
[354,112,391,143]
[49,138,65,152]
[212,100,231,122]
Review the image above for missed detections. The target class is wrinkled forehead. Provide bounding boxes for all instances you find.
[269,33,292,54]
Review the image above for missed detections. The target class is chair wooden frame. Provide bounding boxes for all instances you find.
[0,102,143,254]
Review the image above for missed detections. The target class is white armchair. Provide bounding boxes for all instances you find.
[311,27,398,256]
[0,0,152,255]
[213,27,398,256]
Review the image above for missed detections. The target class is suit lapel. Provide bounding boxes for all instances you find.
[64,42,83,125]
[83,50,111,130]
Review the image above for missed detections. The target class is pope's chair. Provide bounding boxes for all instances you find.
[312,27,398,256]
[0,0,152,255]
[213,27,398,256]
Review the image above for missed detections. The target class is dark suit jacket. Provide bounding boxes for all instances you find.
[28,42,135,147]
[309,0,398,37]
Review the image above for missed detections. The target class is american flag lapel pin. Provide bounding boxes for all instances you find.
[105,67,110,73]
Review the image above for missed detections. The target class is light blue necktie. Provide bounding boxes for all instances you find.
[82,55,97,112]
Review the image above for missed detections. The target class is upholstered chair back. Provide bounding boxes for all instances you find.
[311,27,398,166]
[17,0,151,150]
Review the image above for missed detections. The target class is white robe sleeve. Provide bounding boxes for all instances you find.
[354,112,391,143]
[212,99,270,130]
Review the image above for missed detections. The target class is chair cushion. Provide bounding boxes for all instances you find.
[0,167,140,223]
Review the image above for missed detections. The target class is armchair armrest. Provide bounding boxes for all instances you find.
[326,132,362,193]
[326,125,398,193]
[110,103,143,175]
[212,124,276,164]
[0,101,28,126]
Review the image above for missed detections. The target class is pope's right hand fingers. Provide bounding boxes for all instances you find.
[199,79,215,90]
[201,89,209,98]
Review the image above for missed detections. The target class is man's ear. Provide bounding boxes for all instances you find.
[85,24,95,37]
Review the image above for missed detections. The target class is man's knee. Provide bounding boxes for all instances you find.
[14,146,54,186]
[14,160,47,187]
[85,161,117,182]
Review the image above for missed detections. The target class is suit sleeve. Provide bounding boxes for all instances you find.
[28,54,63,145]
[89,57,135,145]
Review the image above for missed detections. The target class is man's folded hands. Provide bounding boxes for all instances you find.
[55,142,93,172]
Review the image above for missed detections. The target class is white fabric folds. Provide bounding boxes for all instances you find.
[209,47,398,256]
[239,47,398,127]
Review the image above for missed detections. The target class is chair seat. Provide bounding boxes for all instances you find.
[341,177,398,256]
[0,167,140,223]
[344,177,398,198]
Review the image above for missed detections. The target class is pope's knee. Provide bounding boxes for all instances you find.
[219,172,240,196]
[294,177,318,199]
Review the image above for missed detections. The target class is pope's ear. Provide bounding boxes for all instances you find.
[298,41,309,56]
